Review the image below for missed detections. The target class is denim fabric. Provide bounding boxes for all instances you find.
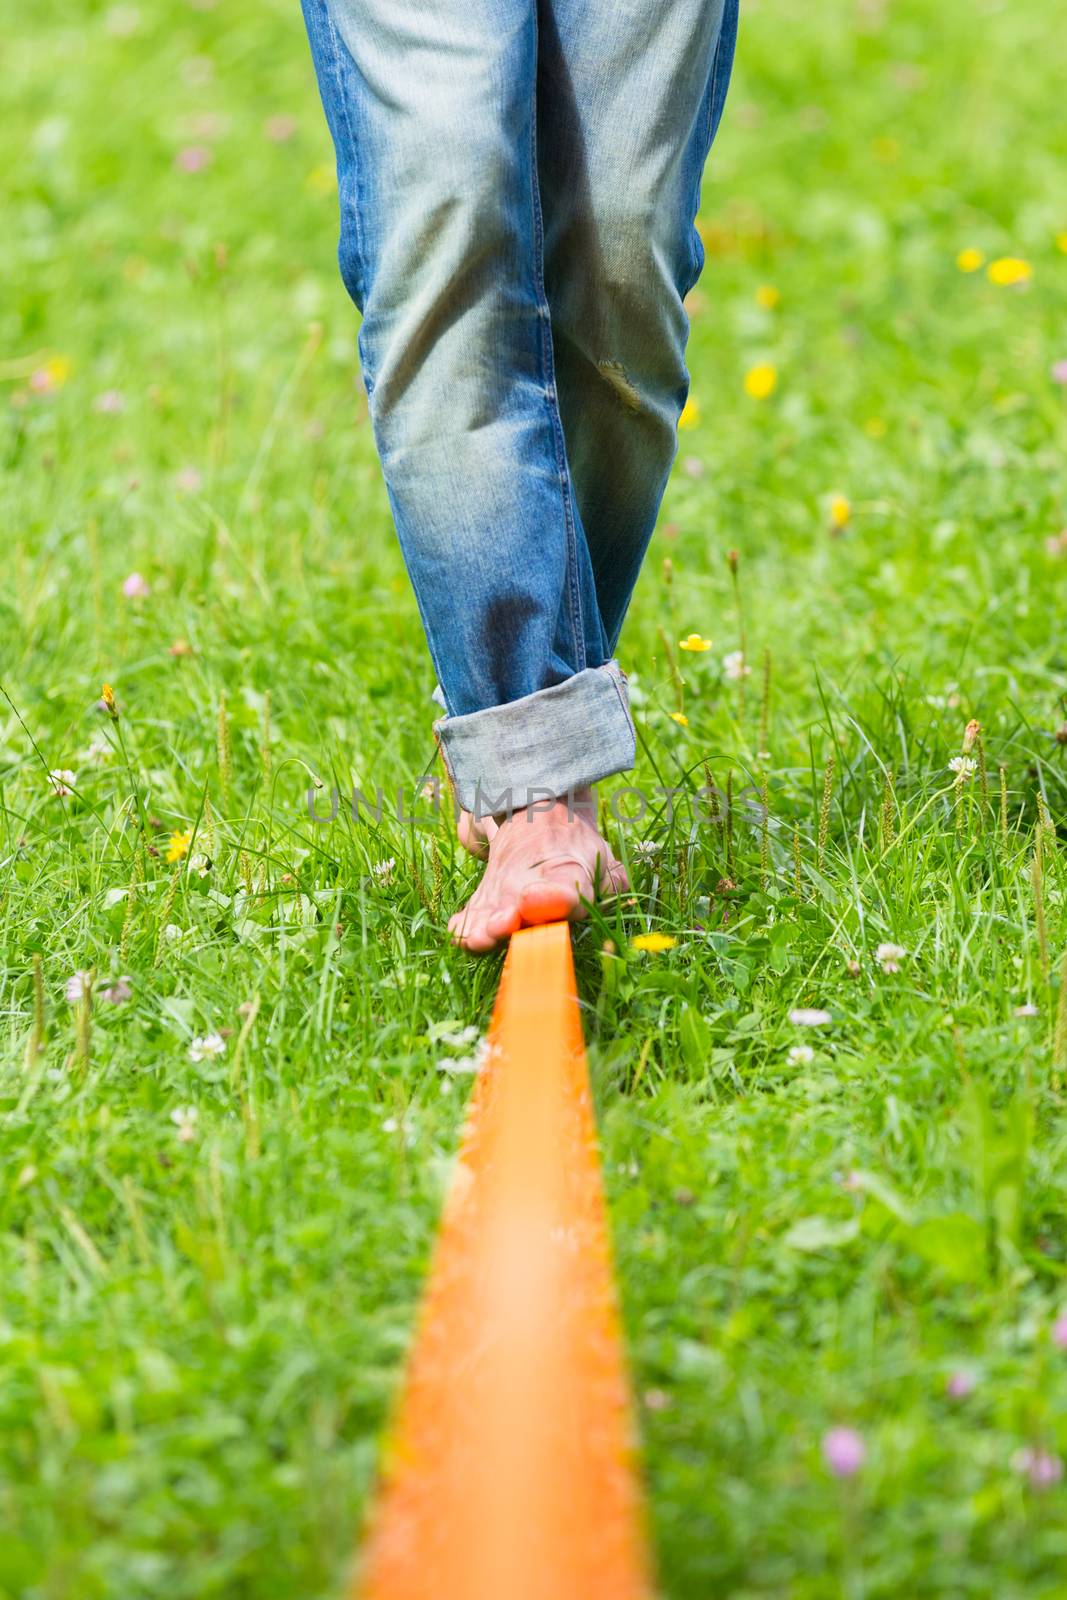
[436,660,635,817]
[301,0,738,809]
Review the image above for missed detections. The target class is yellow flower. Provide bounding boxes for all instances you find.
[678,633,712,652]
[166,829,192,864]
[744,362,777,399]
[1056,232,1067,255]
[669,711,689,727]
[100,683,117,717]
[305,162,336,195]
[955,247,984,273]
[631,932,677,954]
[863,416,887,438]
[755,284,781,309]
[828,493,851,529]
[678,395,700,430]
[986,256,1031,287]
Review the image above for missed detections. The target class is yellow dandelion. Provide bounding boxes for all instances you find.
[100,683,118,717]
[755,284,781,309]
[678,395,700,430]
[669,711,689,727]
[828,493,851,529]
[678,633,712,653]
[863,416,887,438]
[744,362,777,400]
[305,162,337,195]
[955,247,984,273]
[166,829,192,864]
[1055,232,1067,255]
[631,931,677,954]
[986,256,1031,287]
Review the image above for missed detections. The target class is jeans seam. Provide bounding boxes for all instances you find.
[703,0,739,151]
[322,1,367,308]
[683,2,735,302]
[317,10,463,711]
[528,12,586,675]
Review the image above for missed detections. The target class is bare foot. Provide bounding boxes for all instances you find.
[447,796,628,952]
[456,784,595,861]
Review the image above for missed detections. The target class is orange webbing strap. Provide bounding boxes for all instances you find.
[354,921,653,1600]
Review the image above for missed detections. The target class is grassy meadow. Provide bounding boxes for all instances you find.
[4,0,1067,1594]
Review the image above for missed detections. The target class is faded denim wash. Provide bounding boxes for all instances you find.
[301,0,738,812]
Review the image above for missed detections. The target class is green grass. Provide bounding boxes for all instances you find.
[4,0,1067,1594]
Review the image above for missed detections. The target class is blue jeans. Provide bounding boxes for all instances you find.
[301,0,738,813]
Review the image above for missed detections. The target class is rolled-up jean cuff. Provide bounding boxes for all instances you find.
[433,661,637,816]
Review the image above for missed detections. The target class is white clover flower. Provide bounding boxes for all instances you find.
[722,650,751,681]
[788,1007,832,1027]
[170,1106,199,1143]
[372,857,396,883]
[439,1037,494,1076]
[948,756,976,779]
[1015,1003,1040,1018]
[189,1031,226,1062]
[787,1045,815,1066]
[435,1025,480,1050]
[875,942,906,974]
[83,733,114,764]
[49,769,76,797]
[64,970,92,1003]
[632,839,662,860]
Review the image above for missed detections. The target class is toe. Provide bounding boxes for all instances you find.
[486,903,523,941]
[604,858,630,895]
[451,918,499,953]
[518,879,583,924]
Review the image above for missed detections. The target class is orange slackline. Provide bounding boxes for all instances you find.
[355,920,653,1600]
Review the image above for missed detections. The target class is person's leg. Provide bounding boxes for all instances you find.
[300,0,631,948]
[301,0,628,752]
[537,0,739,647]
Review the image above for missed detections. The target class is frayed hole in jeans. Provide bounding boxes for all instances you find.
[597,359,642,413]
